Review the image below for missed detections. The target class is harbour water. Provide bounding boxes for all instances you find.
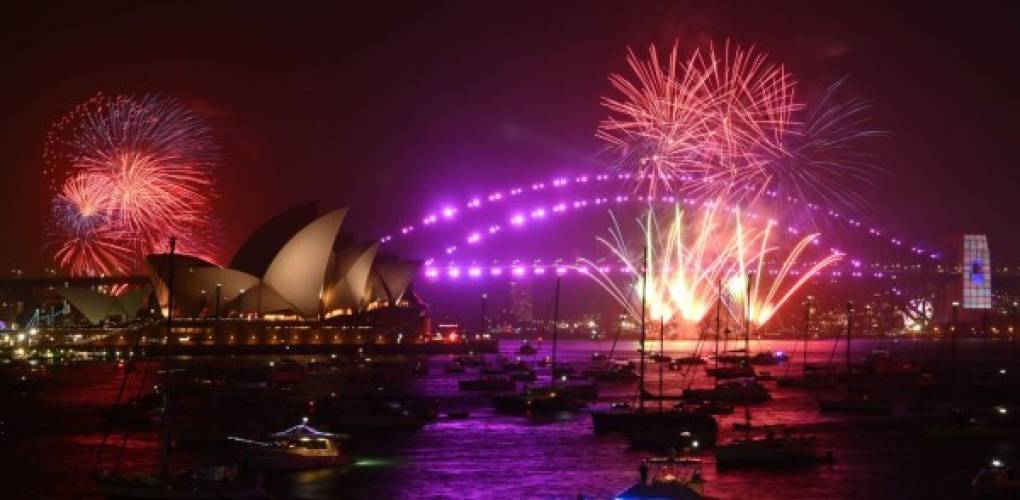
[2,338,1015,499]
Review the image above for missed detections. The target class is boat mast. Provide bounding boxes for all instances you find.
[846,301,853,376]
[659,314,665,411]
[804,296,812,375]
[638,244,648,413]
[715,275,721,370]
[551,276,560,389]
[745,272,752,361]
[160,236,176,479]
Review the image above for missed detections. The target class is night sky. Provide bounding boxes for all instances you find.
[2,1,1019,273]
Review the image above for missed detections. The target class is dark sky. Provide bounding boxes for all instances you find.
[2,1,1019,274]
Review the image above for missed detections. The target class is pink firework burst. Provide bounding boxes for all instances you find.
[45,93,219,275]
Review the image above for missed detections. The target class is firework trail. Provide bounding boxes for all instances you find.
[581,203,842,336]
[44,93,219,275]
[599,41,881,218]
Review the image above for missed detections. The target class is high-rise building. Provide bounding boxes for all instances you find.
[962,234,992,309]
[509,281,533,324]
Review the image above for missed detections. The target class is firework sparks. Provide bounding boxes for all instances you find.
[582,203,842,335]
[598,40,797,200]
[599,41,880,216]
[44,93,219,275]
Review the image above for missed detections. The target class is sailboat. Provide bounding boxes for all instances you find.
[591,246,719,448]
[817,302,892,414]
[686,275,771,404]
[778,296,837,389]
[93,237,268,499]
[715,429,833,469]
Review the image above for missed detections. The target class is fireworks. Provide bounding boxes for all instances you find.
[582,203,842,335]
[45,93,218,275]
[599,41,879,215]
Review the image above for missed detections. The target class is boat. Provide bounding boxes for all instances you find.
[267,358,305,386]
[591,409,719,448]
[592,352,608,362]
[500,359,531,372]
[452,352,484,367]
[748,352,779,366]
[583,363,640,382]
[777,365,837,389]
[705,364,756,379]
[817,391,892,414]
[920,409,1013,440]
[490,385,582,413]
[458,376,516,392]
[227,418,345,472]
[668,356,706,369]
[443,362,466,374]
[509,370,537,382]
[479,365,506,375]
[412,361,429,376]
[715,430,833,469]
[649,353,672,363]
[683,378,772,403]
[972,458,1020,498]
[518,342,539,356]
[328,401,428,431]
[627,427,701,451]
[616,456,704,500]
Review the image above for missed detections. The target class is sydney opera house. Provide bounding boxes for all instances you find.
[56,203,429,348]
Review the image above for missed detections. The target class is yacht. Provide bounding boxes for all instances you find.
[228,419,345,472]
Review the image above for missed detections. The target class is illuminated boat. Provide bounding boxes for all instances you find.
[616,456,704,500]
[228,419,345,472]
